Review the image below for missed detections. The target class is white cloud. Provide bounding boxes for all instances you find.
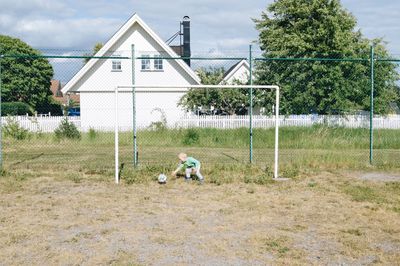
[0,0,74,18]
[0,0,399,55]
[2,17,121,48]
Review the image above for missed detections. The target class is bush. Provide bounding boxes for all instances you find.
[3,116,30,140]
[1,102,33,116]
[88,128,97,140]
[148,108,167,131]
[182,128,200,145]
[54,118,81,140]
[36,102,63,116]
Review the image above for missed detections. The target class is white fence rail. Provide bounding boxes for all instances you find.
[2,114,400,132]
[177,114,400,129]
[1,116,81,133]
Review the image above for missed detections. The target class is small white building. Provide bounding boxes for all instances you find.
[220,59,250,85]
[62,14,200,131]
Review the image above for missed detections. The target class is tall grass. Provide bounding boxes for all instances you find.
[5,125,398,149]
[3,126,400,173]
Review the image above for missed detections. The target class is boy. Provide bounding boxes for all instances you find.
[172,153,204,184]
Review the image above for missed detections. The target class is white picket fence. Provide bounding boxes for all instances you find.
[2,114,400,132]
[2,116,81,133]
[176,114,400,129]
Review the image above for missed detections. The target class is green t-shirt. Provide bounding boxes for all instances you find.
[181,157,200,168]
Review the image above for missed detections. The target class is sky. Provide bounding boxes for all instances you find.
[0,0,399,57]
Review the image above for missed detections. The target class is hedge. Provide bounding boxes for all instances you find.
[1,102,33,116]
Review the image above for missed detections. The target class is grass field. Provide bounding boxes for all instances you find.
[1,168,399,265]
[1,126,400,264]
[3,126,400,174]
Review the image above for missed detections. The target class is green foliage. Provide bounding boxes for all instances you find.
[343,185,384,203]
[54,118,81,140]
[65,172,82,183]
[148,108,167,131]
[35,101,63,116]
[182,128,200,145]
[254,0,399,114]
[84,42,104,63]
[123,165,170,184]
[179,67,249,115]
[0,35,54,109]
[243,174,274,185]
[88,128,97,140]
[36,101,63,115]
[1,102,33,116]
[3,116,30,140]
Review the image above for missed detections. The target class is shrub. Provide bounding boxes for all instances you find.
[148,108,167,131]
[54,118,81,140]
[182,128,200,145]
[3,116,30,140]
[36,102,63,116]
[1,102,33,116]
[88,128,97,140]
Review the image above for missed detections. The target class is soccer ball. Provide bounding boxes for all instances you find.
[158,173,167,184]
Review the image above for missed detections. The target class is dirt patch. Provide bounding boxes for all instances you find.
[1,172,400,265]
[359,172,400,182]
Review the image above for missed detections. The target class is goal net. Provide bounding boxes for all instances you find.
[111,84,280,184]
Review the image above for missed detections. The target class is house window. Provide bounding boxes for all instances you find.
[112,60,122,71]
[141,55,151,70]
[154,55,163,70]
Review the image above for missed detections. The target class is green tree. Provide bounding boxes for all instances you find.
[179,67,249,115]
[254,0,399,114]
[84,42,103,63]
[0,35,54,109]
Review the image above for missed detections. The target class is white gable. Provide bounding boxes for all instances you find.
[62,14,200,94]
[220,60,251,85]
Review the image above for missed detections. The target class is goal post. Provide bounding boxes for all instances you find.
[114,84,280,184]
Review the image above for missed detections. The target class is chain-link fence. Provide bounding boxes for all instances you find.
[1,48,399,178]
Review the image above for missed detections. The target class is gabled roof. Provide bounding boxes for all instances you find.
[220,59,250,84]
[62,14,200,93]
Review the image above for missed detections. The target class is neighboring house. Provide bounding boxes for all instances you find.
[219,60,267,115]
[62,14,200,130]
[50,79,80,106]
[220,59,250,85]
[50,80,64,104]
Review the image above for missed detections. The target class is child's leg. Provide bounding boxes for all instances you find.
[195,165,204,181]
[185,168,192,179]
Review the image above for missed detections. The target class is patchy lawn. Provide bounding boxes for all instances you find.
[0,170,399,265]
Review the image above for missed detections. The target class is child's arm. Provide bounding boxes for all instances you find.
[172,162,183,176]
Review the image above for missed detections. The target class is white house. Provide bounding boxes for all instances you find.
[218,59,267,115]
[62,14,200,131]
[220,59,250,85]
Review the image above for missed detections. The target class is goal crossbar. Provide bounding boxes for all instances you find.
[113,84,280,183]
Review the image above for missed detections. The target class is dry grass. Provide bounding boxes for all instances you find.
[0,169,399,265]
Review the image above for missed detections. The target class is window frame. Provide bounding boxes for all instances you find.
[141,55,151,71]
[111,60,122,72]
[153,55,163,71]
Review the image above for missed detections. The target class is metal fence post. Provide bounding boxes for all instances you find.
[369,44,374,165]
[131,44,138,167]
[249,44,253,163]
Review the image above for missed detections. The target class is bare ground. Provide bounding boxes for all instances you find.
[1,171,400,265]
[359,172,400,182]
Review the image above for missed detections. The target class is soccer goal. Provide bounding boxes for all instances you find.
[113,84,280,184]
